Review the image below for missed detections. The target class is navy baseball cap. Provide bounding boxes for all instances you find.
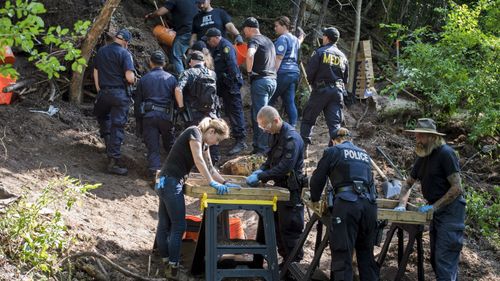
[191,40,207,52]
[205,27,221,38]
[116,28,132,42]
[322,27,340,41]
[241,17,259,29]
[150,50,165,64]
[195,0,206,4]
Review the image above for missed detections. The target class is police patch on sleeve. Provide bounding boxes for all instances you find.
[285,140,295,159]
[223,46,230,54]
[277,45,285,52]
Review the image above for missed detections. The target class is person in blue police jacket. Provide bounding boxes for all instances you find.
[395,118,465,281]
[300,27,348,158]
[155,118,238,279]
[246,106,306,266]
[309,127,379,281]
[145,0,198,76]
[93,28,136,175]
[269,16,300,127]
[134,51,177,181]
[205,27,247,156]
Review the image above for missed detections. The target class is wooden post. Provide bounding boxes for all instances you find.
[69,0,122,104]
[347,0,363,94]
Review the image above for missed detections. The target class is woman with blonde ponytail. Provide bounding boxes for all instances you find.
[153,117,236,279]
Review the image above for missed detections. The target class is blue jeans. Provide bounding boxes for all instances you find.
[171,33,191,76]
[300,86,343,144]
[155,176,186,263]
[269,72,299,126]
[251,77,276,153]
[430,196,465,281]
[93,89,130,159]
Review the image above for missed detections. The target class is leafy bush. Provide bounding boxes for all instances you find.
[465,185,500,248]
[380,0,499,140]
[0,177,100,276]
[0,0,90,78]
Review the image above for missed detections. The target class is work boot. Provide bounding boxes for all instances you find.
[228,139,248,155]
[164,262,180,280]
[107,158,128,175]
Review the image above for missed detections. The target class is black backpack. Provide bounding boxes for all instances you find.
[190,68,217,113]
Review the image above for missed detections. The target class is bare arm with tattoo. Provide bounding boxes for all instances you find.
[432,172,463,211]
[397,176,417,208]
[202,147,225,183]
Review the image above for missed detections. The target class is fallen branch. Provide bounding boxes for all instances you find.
[0,126,8,160]
[355,102,369,128]
[2,78,37,93]
[60,251,165,281]
[384,78,423,102]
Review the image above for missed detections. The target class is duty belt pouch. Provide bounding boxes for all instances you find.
[353,181,364,195]
[169,103,175,121]
[327,189,334,210]
[143,102,154,113]
[139,102,147,115]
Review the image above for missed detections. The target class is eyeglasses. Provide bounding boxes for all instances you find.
[258,122,272,131]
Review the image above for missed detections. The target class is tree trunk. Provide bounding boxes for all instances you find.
[347,0,362,93]
[291,0,302,32]
[69,0,122,104]
[297,0,307,29]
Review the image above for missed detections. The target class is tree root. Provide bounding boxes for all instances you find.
[61,251,165,281]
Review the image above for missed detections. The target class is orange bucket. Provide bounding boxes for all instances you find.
[1,46,15,65]
[229,217,245,240]
[234,43,248,66]
[0,74,15,105]
[152,25,176,47]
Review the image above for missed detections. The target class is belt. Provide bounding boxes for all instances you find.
[148,105,169,113]
[315,80,344,89]
[100,86,125,90]
[335,185,367,194]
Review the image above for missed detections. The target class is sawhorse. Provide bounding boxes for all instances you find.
[280,212,331,280]
[190,194,280,281]
[377,223,425,281]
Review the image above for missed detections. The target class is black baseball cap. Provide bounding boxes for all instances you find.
[205,27,221,38]
[116,28,132,42]
[191,40,207,52]
[150,50,165,64]
[190,50,204,61]
[322,27,340,42]
[241,17,259,29]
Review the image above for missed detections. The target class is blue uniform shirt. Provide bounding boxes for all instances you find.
[209,37,242,86]
[135,67,177,118]
[306,43,348,86]
[274,33,300,74]
[310,141,373,202]
[94,42,135,88]
[258,122,304,182]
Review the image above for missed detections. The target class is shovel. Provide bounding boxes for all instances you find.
[370,159,402,199]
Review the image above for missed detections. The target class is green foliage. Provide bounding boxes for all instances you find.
[0,177,100,276]
[0,1,90,78]
[465,186,500,248]
[380,0,499,140]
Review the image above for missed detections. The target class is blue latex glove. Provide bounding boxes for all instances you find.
[418,205,434,213]
[252,169,263,175]
[246,173,260,187]
[155,176,165,190]
[225,182,241,188]
[235,34,244,45]
[394,206,406,212]
[209,181,229,195]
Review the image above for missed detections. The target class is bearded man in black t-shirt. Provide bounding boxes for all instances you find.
[395,118,465,281]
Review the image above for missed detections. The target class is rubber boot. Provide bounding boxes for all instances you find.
[107,158,128,175]
[228,138,248,156]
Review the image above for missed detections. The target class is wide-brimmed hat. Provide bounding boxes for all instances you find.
[405,118,445,136]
